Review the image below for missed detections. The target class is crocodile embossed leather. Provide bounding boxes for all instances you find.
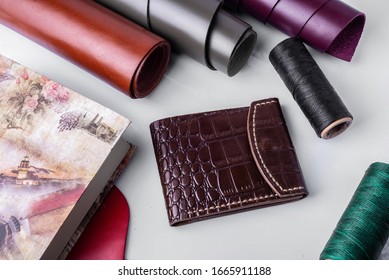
[150,98,308,226]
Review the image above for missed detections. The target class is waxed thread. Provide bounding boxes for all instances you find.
[269,37,353,139]
[320,162,389,260]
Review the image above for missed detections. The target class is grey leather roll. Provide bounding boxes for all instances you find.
[208,9,257,76]
[95,0,257,76]
[98,0,149,28]
[148,0,221,70]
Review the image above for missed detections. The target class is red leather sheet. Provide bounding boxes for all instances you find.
[0,0,170,98]
[66,186,129,260]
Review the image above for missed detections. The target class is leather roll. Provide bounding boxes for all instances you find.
[207,9,257,76]
[267,0,329,35]
[226,0,279,22]
[96,0,257,76]
[149,0,222,70]
[224,0,366,61]
[0,0,171,99]
[106,0,149,28]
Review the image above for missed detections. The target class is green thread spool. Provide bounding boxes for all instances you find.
[320,162,389,260]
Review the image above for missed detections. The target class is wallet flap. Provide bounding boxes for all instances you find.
[247,98,307,197]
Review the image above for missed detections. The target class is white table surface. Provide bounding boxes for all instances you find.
[1,0,388,260]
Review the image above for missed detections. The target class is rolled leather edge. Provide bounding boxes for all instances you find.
[227,0,366,61]
[207,9,257,76]
[299,0,366,62]
[0,0,171,99]
[130,41,171,99]
[149,0,222,70]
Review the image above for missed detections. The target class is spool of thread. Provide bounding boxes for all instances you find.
[269,37,353,139]
[320,162,389,260]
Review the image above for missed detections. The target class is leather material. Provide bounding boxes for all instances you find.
[224,0,366,61]
[100,0,150,28]
[208,9,257,76]
[0,0,170,98]
[225,0,242,11]
[150,98,308,226]
[95,0,257,76]
[299,0,365,57]
[149,0,222,70]
[268,0,329,36]
[240,0,280,22]
[66,186,129,260]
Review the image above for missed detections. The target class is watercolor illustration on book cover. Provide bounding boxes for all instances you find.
[0,54,129,259]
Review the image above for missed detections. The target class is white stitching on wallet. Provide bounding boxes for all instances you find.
[187,194,276,215]
[186,100,304,216]
[252,100,304,193]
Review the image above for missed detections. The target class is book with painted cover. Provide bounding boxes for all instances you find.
[0,53,132,259]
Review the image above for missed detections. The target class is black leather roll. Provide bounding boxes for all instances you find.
[96,0,257,76]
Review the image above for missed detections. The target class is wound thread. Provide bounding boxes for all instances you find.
[269,37,353,139]
[320,162,389,260]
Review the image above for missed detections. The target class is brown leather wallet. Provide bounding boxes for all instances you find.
[150,98,308,226]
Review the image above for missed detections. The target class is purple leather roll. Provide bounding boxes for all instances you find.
[299,0,365,61]
[267,0,329,35]
[225,0,366,61]
[231,0,280,22]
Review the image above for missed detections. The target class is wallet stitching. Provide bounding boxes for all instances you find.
[161,100,305,220]
[252,100,305,193]
[187,194,276,215]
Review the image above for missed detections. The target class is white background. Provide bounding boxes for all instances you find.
[0,0,388,260]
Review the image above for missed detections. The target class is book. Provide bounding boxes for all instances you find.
[0,53,132,260]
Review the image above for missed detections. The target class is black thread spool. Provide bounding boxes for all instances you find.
[269,38,353,139]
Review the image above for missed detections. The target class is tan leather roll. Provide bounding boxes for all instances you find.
[0,0,171,98]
